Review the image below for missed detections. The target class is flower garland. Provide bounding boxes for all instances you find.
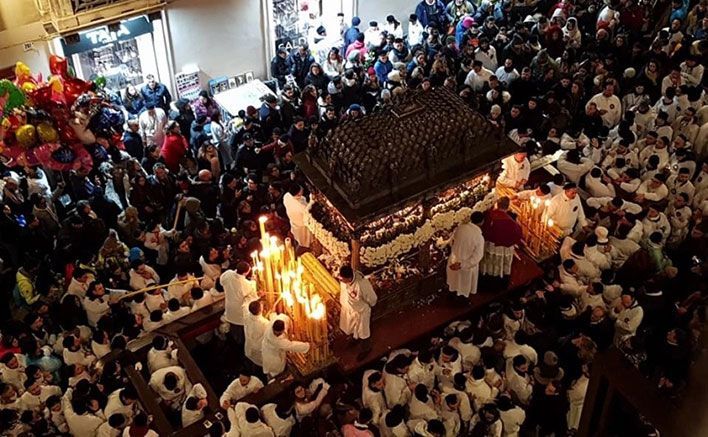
[305,192,498,268]
[304,202,351,260]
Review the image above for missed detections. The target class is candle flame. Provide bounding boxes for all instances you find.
[547,218,554,227]
[259,216,268,224]
[544,199,551,207]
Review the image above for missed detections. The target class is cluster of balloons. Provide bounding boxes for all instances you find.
[0,55,124,171]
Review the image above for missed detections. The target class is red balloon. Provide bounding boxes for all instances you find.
[63,78,91,106]
[28,84,53,108]
[49,55,69,78]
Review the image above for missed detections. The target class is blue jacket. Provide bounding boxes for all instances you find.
[343,26,360,52]
[141,83,171,112]
[374,60,393,84]
[287,53,315,84]
[455,21,467,47]
[669,0,689,24]
[415,0,448,28]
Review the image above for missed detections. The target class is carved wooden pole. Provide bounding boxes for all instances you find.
[351,237,361,271]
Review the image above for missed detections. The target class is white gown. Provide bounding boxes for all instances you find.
[261,316,310,377]
[339,272,377,339]
[446,222,485,296]
[283,193,312,248]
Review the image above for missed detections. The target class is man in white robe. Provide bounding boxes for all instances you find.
[148,366,192,409]
[497,151,530,189]
[283,184,312,248]
[261,402,296,437]
[261,316,310,377]
[220,373,264,409]
[339,265,377,343]
[546,183,587,236]
[228,402,275,437]
[362,370,387,425]
[446,212,485,297]
[221,262,258,346]
[243,299,271,367]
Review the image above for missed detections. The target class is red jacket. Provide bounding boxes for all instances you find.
[160,134,188,172]
[482,208,523,247]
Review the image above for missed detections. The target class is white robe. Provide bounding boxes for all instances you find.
[148,366,191,408]
[228,402,275,437]
[221,270,257,326]
[339,272,377,339]
[362,370,388,425]
[181,384,207,427]
[220,376,264,406]
[261,403,296,437]
[446,222,485,297]
[244,307,271,366]
[261,316,310,377]
[497,156,530,188]
[567,375,589,430]
[283,193,312,248]
[383,371,411,408]
[546,192,587,235]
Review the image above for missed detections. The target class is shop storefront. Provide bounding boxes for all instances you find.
[53,15,172,96]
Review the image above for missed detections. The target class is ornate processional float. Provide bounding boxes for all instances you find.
[296,88,519,319]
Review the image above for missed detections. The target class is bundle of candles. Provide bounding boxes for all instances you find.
[497,186,562,261]
[251,217,337,373]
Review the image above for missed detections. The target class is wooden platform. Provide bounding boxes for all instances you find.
[333,253,544,374]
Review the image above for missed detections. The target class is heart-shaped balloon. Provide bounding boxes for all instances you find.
[15,124,37,148]
[64,78,92,106]
[36,122,58,143]
[28,84,53,107]
[49,55,69,78]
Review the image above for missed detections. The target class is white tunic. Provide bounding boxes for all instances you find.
[497,156,530,188]
[261,403,296,437]
[339,272,377,340]
[587,92,622,127]
[221,270,257,326]
[567,375,588,430]
[228,402,275,437]
[446,222,485,297]
[220,376,264,406]
[283,193,312,248]
[546,192,587,235]
[148,366,191,407]
[362,370,388,425]
[244,306,271,366]
[261,316,310,377]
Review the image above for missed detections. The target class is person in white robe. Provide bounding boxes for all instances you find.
[446,212,485,297]
[587,83,622,128]
[440,394,462,437]
[566,366,589,431]
[408,384,440,422]
[612,292,644,346]
[497,394,526,437]
[339,265,377,341]
[18,379,62,411]
[104,387,138,423]
[436,346,462,391]
[220,373,264,409]
[294,378,330,420]
[406,351,437,390]
[383,353,413,408]
[147,335,178,373]
[221,262,259,344]
[261,316,310,377]
[128,262,160,291]
[362,370,387,425]
[380,405,411,437]
[546,183,587,236]
[465,366,499,412]
[641,204,672,242]
[228,402,275,437]
[505,355,533,406]
[62,388,105,436]
[283,184,312,248]
[261,402,296,437]
[497,151,531,189]
[635,174,669,203]
[0,354,27,392]
[182,383,208,427]
[243,299,271,367]
[148,365,192,409]
[167,271,198,304]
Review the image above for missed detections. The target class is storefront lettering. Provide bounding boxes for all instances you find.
[85,24,131,46]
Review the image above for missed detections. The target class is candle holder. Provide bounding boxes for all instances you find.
[251,216,340,375]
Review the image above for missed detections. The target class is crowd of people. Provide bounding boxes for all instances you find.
[0,0,706,435]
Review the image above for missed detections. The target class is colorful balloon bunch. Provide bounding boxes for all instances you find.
[0,55,123,171]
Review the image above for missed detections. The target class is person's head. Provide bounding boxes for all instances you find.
[120,386,138,405]
[238,372,252,387]
[358,407,373,424]
[497,196,511,211]
[367,371,384,390]
[273,319,286,335]
[414,383,429,402]
[563,182,578,199]
[146,74,156,88]
[471,211,484,225]
[513,354,529,372]
[236,261,251,276]
[339,264,354,283]
[563,258,577,273]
